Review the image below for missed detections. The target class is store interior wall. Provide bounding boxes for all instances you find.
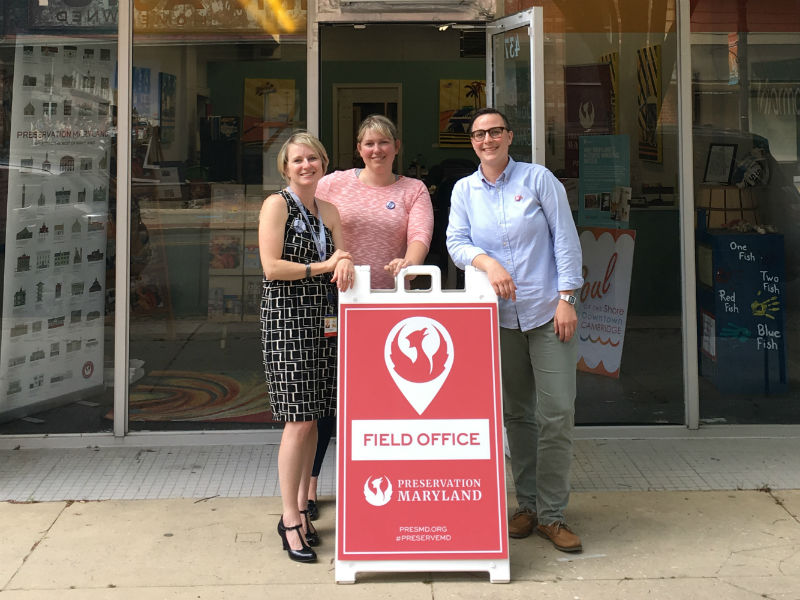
[319,25,482,175]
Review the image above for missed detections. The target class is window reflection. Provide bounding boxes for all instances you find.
[692,14,800,423]
[127,32,306,429]
[0,0,117,433]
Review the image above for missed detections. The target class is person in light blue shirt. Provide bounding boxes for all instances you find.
[446,108,584,553]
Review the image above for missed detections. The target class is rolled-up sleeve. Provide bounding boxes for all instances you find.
[446,178,486,269]
[539,171,584,292]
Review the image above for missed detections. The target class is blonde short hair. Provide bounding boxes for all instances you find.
[276,131,330,183]
[356,114,398,144]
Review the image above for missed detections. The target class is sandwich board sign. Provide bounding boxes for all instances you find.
[335,265,509,583]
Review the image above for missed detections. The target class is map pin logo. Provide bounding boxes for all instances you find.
[384,317,454,415]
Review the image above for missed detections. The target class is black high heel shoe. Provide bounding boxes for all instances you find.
[307,499,319,521]
[277,517,316,563]
[300,509,319,546]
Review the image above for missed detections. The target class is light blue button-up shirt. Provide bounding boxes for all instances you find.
[446,157,584,331]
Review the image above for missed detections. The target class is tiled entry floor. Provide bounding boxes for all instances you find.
[2,437,799,502]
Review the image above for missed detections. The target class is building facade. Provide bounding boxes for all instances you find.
[1,0,799,443]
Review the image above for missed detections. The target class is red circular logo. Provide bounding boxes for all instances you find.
[82,361,94,379]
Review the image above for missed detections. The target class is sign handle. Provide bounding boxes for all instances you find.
[396,265,442,293]
[342,265,496,301]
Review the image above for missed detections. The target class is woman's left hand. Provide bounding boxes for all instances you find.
[384,258,410,277]
[331,258,355,291]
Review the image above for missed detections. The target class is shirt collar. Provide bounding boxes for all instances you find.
[476,156,517,187]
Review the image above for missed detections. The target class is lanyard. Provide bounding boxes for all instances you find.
[286,187,327,261]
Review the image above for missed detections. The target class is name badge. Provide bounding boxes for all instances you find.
[324,314,338,337]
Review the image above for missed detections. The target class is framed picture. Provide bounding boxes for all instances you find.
[438,79,485,147]
[703,143,737,184]
[159,72,176,145]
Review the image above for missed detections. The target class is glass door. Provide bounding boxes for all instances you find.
[484,6,685,426]
[485,8,544,165]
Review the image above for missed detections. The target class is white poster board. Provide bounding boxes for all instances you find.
[1,40,113,418]
[577,228,636,378]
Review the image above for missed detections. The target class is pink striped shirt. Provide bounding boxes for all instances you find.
[316,169,433,289]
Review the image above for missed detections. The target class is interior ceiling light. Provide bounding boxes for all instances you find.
[438,23,452,31]
[236,0,296,35]
[353,24,367,29]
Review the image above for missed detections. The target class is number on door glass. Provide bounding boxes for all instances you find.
[504,34,520,59]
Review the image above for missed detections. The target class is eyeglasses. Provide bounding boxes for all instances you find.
[469,126,507,141]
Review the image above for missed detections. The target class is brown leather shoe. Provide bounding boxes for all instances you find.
[536,521,582,552]
[508,508,537,538]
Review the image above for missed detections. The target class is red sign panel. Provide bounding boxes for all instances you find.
[337,303,507,561]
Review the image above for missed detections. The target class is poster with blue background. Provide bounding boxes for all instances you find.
[578,135,630,227]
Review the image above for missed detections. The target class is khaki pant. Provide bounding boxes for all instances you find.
[500,321,577,524]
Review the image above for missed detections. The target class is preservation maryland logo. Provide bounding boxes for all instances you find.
[384,317,454,415]
[363,475,393,507]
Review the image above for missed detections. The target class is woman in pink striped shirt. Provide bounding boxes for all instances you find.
[306,114,434,518]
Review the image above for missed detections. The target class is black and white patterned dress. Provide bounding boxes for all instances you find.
[261,190,337,422]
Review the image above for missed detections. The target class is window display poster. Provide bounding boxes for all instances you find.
[577,227,636,379]
[598,52,619,134]
[1,39,113,416]
[159,72,176,145]
[578,135,630,227]
[636,44,662,162]
[242,78,295,144]
[697,232,787,393]
[132,66,153,122]
[564,63,615,178]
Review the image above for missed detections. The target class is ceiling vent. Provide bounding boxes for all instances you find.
[460,30,485,58]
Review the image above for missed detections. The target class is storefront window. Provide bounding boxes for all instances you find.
[692,1,800,423]
[127,3,307,430]
[0,0,117,434]
[505,2,683,424]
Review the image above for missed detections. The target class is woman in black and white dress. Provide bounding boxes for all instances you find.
[258,131,354,563]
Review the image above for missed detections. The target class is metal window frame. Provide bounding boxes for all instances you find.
[678,0,699,429]
[114,0,133,437]
[485,8,544,165]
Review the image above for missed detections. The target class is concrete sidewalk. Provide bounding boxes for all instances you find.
[2,489,799,598]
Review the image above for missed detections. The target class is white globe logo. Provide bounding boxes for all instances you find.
[363,475,393,507]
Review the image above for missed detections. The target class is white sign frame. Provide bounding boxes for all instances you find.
[335,265,509,584]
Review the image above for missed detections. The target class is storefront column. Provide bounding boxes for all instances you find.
[678,0,700,429]
[114,0,133,437]
[307,1,319,136]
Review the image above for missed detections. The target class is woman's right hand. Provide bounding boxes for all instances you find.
[325,249,352,273]
[473,255,516,301]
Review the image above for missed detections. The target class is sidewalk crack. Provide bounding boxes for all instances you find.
[765,487,799,525]
[1,500,72,592]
